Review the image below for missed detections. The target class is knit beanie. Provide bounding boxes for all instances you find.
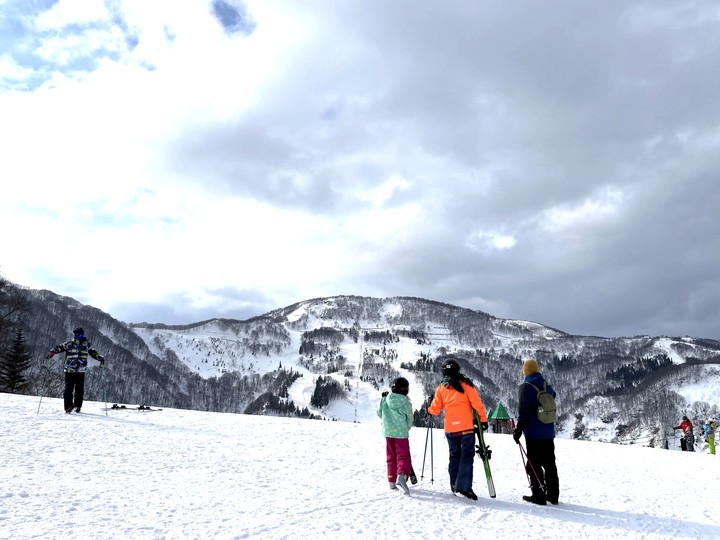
[522,359,540,376]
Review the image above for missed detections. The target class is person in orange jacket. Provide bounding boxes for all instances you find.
[428,356,488,500]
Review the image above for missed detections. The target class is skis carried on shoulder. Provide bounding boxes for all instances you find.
[473,410,496,498]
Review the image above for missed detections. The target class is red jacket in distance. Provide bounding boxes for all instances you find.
[674,419,693,434]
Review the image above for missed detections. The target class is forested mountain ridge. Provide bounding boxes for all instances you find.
[13,288,720,447]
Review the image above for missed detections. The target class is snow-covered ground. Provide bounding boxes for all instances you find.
[3,392,719,540]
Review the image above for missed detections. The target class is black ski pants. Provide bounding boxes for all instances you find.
[64,372,86,411]
[525,438,559,502]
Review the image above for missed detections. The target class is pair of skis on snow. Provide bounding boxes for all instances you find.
[473,410,496,498]
[107,404,162,411]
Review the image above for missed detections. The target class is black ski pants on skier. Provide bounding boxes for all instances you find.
[64,372,86,411]
[525,438,559,502]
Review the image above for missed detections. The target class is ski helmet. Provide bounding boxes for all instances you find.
[441,358,460,376]
[391,377,409,395]
[73,327,84,338]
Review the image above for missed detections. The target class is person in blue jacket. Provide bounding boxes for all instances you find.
[513,359,559,505]
[47,327,105,413]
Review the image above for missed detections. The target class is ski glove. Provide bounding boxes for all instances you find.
[481,422,489,431]
[381,391,388,397]
[513,429,522,444]
[98,357,106,366]
[46,351,55,359]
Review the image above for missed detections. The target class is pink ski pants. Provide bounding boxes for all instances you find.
[385,437,412,482]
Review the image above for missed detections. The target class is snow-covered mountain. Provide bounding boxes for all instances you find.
[20,291,720,447]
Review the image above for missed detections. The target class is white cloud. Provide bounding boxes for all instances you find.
[353,176,412,207]
[35,0,111,30]
[465,231,517,252]
[35,27,127,66]
[490,235,516,250]
[1,1,719,339]
[541,186,625,233]
[0,53,34,81]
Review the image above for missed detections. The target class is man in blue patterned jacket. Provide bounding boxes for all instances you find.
[47,327,105,413]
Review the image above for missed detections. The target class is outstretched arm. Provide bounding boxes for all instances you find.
[88,346,105,365]
[47,341,69,358]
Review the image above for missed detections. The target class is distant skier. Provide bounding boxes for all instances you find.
[46,327,105,413]
[428,356,488,501]
[513,359,560,506]
[703,419,716,455]
[376,377,414,494]
[673,416,694,452]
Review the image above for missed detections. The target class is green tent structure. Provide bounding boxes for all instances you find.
[488,402,513,434]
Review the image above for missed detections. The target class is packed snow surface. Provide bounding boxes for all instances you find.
[2,393,719,540]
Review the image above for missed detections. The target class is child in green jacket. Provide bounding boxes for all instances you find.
[377,377,414,494]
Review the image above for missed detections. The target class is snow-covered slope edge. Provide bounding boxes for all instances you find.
[6,392,720,540]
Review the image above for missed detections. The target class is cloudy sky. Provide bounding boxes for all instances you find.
[1,0,719,339]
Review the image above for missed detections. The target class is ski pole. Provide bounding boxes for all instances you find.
[518,441,532,487]
[519,441,545,492]
[36,355,54,414]
[430,421,434,484]
[421,425,431,481]
[102,364,108,416]
[420,418,435,484]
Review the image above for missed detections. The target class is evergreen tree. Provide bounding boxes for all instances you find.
[310,376,344,407]
[0,329,33,394]
[0,275,31,351]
